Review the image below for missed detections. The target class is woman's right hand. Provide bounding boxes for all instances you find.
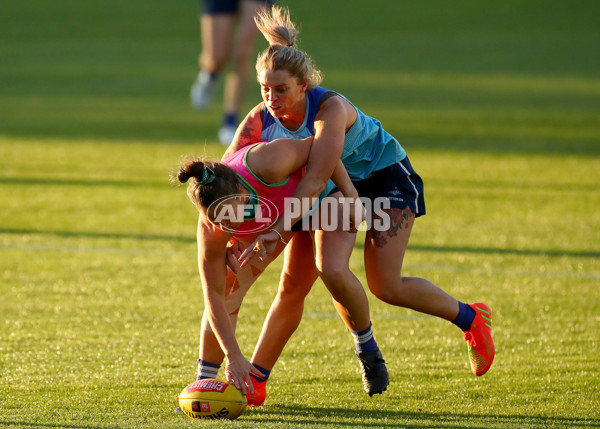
[238,230,280,268]
[224,353,265,395]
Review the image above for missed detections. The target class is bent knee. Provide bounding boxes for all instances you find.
[369,278,405,304]
[317,265,354,297]
[278,271,313,300]
[316,256,343,278]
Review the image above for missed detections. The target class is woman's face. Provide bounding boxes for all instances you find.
[206,196,245,231]
[258,69,307,119]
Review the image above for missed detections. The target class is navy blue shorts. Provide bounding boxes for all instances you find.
[291,157,425,232]
[202,0,275,15]
[332,156,426,218]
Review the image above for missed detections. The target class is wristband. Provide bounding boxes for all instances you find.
[270,229,287,245]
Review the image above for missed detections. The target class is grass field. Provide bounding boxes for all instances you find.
[1,1,599,428]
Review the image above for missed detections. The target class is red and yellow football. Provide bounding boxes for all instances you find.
[179,379,247,420]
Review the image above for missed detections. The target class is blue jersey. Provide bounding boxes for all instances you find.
[261,86,407,180]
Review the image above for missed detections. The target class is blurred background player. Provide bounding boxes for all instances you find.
[190,0,275,145]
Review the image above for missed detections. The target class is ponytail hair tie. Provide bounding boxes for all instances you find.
[194,166,216,185]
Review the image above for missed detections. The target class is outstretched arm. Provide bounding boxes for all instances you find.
[196,215,263,393]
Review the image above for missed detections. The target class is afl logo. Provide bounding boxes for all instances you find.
[207,194,279,235]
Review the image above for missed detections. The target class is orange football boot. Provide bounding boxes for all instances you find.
[463,303,495,376]
[246,377,267,407]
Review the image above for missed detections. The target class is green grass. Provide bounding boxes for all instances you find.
[1,0,599,428]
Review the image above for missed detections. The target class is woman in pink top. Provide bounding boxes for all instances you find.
[173,137,375,396]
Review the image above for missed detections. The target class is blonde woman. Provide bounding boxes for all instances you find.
[225,6,494,406]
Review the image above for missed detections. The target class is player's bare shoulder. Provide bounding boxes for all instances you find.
[316,93,357,131]
[236,103,264,147]
[222,103,265,159]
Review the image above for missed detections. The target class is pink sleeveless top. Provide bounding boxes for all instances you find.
[222,143,305,238]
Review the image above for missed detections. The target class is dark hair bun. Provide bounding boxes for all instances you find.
[178,161,206,184]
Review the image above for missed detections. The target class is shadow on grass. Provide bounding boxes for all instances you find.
[244,404,599,428]
[0,422,117,429]
[355,238,599,259]
[0,227,195,245]
[360,242,600,260]
[3,175,598,193]
[3,128,600,156]
[2,227,598,259]
[0,176,168,189]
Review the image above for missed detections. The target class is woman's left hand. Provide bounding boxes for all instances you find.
[225,238,244,274]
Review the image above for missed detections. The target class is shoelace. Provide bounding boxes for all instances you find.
[358,356,381,378]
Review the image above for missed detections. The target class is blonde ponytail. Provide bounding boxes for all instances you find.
[255,6,322,90]
[255,6,298,48]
